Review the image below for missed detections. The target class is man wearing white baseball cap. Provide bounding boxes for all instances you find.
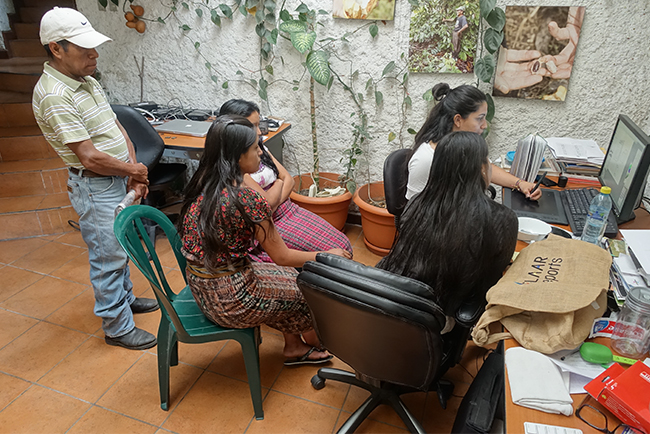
[33,7,159,351]
[443,5,469,59]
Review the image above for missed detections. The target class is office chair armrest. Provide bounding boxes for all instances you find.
[454,297,486,328]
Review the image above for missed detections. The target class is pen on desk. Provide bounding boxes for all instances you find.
[527,173,546,200]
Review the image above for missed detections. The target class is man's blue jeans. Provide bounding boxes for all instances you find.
[67,171,135,338]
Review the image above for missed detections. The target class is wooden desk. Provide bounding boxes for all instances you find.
[505,192,650,433]
[160,122,291,162]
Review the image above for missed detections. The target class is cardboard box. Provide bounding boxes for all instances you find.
[584,361,650,433]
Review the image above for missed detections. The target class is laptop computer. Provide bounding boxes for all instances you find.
[154,119,212,137]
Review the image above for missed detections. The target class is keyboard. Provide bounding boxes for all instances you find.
[559,188,619,237]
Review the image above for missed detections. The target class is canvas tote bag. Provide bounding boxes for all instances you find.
[472,235,612,354]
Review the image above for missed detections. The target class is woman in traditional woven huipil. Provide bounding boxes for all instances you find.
[218,99,353,263]
[178,115,352,365]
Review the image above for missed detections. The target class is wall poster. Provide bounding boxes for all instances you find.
[408,0,479,74]
[493,6,585,101]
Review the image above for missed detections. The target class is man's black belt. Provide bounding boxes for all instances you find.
[69,167,106,178]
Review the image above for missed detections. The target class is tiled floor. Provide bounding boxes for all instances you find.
[0,224,491,434]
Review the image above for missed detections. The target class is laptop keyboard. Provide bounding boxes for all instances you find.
[559,188,619,237]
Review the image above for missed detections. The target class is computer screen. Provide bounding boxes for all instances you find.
[599,115,650,223]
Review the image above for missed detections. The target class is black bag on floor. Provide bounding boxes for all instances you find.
[451,348,505,434]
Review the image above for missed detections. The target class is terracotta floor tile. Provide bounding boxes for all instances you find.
[130,266,154,296]
[1,275,86,319]
[50,251,91,285]
[39,336,143,403]
[174,340,227,369]
[0,321,88,382]
[45,289,102,334]
[0,265,44,303]
[133,308,162,337]
[421,394,462,434]
[0,309,38,349]
[52,230,86,248]
[0,196,43,213]
[335,411,409,433]
[0,372,31,410]
[0,237,49,264]
[67,406,158,434]
[163,370,267,434]
[352,245,382,266]
[11,241,85,274]
[245,390,340,434]
[343,386,428,428]
[97,353,203,426]
[0,384,91,434]
[207,331,285,388]
[155,238,181,270]
[271,355,351,408]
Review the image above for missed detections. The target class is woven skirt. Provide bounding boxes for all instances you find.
[187,261,313,334]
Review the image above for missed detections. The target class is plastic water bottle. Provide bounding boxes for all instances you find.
[580,186,612,244]
[115,189,137,216]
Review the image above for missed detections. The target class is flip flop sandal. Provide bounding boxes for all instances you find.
[284,346,333,366]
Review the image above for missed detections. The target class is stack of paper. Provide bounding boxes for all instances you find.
[510,134,548,183]
[546,137,605,175]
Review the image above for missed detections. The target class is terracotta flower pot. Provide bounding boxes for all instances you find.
[289,172,352,231]
[353,182,396,257]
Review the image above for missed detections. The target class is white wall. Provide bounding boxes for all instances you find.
[76,0,650,185]
[0,0,15,51]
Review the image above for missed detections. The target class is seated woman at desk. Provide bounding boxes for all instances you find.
[219,99,353,262]
[178,115,351,365]
[406,82,542,201]
[378,132,518,324]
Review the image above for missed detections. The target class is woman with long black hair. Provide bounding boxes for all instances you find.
[178,115,351,365]
[406,82,542,201]
[218,99,353,263]
[378,132,517,320]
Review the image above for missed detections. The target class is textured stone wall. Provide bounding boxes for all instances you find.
[0,0,15,51]
[77,0,650,185]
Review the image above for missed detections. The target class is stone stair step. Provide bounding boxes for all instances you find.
[0,192,70,214]
[0,91,32,104]
[8,39,46,57]
[0,71,40,93]
[0,157,63,173]
[0,103,37,128]
[13,23,39,40]
[0,136,55,162]
[23,0,76,8]
[0,126,42,137]
[0,165,68,198]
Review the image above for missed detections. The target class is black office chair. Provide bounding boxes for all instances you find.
[297,254,484,433]
[111,105,187,243]
[383,149,411,231]
[383,148,497,231]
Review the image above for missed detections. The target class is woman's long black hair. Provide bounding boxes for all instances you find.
[378,132,503,314]
[218,98,280,178]
[413,83,487,153]
[178,115,263,271]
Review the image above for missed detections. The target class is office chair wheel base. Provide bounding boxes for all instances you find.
[311,374,325,390]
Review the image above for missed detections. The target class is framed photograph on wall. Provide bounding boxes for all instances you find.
[493,6,585,100]
[332,0,396,20]
[408,0,479,74]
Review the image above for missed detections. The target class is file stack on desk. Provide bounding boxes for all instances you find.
[610,230,650,305]
[546,137,605,176]
[510,133,548,183]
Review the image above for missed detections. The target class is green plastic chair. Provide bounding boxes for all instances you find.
[113,205,264,418]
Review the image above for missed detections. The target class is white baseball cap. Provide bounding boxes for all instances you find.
[40,7,111,49]
[456,5,466,11]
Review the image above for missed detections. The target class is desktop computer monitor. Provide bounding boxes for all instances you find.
[598,114,650,224]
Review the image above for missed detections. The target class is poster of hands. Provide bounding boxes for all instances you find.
[493,6,585,101]
[332,0,396,20]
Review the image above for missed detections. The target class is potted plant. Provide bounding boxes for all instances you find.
[280,5,353,230]
[353,181,396,256]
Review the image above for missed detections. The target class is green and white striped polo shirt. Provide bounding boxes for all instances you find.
[32,62,129,169]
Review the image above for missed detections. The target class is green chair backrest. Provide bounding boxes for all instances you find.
[114,205,190,336]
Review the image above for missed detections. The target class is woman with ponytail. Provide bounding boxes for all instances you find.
[405,83,542,201]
